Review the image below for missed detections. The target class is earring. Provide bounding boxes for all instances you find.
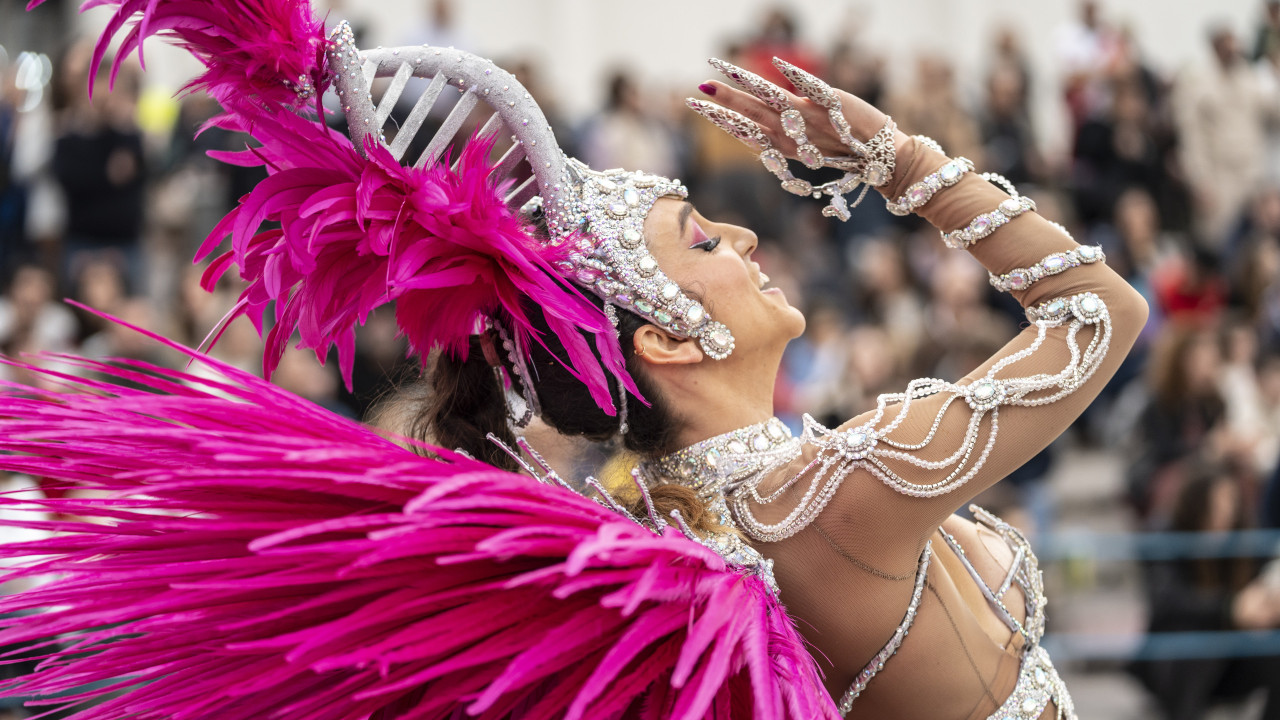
[603,303,630,435]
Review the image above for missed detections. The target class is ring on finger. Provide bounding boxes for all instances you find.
[686,98,813,196]
[772,57,871,158]
[706,58,824,170]
[779,108,824,170]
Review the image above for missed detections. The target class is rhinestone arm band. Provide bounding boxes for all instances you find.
[988,246,1105,293]
[886,157,974,216]
[725,292,1112,542]
[941,195,1036,250]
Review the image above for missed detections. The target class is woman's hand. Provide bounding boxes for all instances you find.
[688,57,908,165]
[1233,579,1280,630]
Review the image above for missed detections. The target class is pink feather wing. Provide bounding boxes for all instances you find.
[0,327,838,719]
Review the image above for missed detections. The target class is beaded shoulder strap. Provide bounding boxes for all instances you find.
[728,292,1112,543]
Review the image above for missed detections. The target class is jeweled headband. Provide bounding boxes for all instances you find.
[329,24,735,363]
[545,161,735,359]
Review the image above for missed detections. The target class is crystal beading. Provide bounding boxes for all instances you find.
[699,58,897,222]
[545,157,736,360]
[717,292,1112,543]
[983,646,1076,720]
[330,28,738,366]
[643,417,802,499]
[989,246,1106,293]
[886,157,975,216]
[941,195,1037,250]
[837,541,933,714]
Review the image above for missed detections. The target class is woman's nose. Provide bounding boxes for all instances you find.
[734,226,759,257]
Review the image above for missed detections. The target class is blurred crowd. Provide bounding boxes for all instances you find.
[3,0,1280,717]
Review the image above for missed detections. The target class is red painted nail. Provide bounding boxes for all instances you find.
[698,83,716,96]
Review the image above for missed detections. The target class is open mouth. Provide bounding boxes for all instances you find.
[758,272,770,290]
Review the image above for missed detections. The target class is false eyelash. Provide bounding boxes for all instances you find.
[692,236,721,252]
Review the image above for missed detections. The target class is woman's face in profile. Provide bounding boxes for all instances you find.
[640,197,806,358]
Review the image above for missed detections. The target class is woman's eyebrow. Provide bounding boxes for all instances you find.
[678,202,694,235]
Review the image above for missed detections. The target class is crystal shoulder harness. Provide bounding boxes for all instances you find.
[645,291,1112,545]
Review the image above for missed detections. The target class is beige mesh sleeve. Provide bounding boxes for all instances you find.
[739,137,1149,572]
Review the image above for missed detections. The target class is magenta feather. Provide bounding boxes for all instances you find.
[196,109,631,410]
[0,324,838,719]
[25,0,327,108]
[22,0,635,412]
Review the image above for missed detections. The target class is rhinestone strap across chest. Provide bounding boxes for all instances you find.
[836,508,1074,719]
[837,541,932,714]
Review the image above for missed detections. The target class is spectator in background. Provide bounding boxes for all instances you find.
[980,58,1043,187]
[68,255,127,343]
[1150,243,1228,322]
[1256,37,1280,184]
[889,55,985,166]
[0,264,75,357]
[579,71,679,179]
[1227,187,1280,319]
[1057,0,1121,136]
[1173,26,1279,251]
[51,44,146,294]
[1072,78,1165,227]
[990,27,1034,116]
[0,60,28,286]
[827,40,885,112]
[739,7,823,86]
[850,238,926,370]
[782,304,854,429]
[1128,322,1228,525]
[1254,0,1280,61]
[1220,319,1280,477]
[1132,466,1280,720]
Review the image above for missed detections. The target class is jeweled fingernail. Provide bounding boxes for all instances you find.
[698,83,716,96]
[708,57,745,82]
[771,56,839,108]
[709,57,791,113]
[685,98,768,149]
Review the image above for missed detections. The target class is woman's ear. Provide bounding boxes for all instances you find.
[633,324,703,365]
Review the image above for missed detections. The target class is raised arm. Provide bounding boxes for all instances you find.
[824,135,1148,539]
[689,60,1148,564]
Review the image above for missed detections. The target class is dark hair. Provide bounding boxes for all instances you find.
[409,296,736,535]
[405,202,732,534]
[418,296,679,469]
[1169,464,1257,592]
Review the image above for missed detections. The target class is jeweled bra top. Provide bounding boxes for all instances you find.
[642,420,1079,720]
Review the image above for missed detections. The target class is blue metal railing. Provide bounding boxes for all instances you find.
[1040,528,1280,561]
[1037,528,1280,662]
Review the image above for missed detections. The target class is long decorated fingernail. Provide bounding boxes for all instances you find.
[771,57,839,109]
[686,98,769,149]
[698,83,717,95]
[708,57,791,113]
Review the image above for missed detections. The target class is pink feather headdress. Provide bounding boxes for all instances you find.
[25,0,329,108]
[36,0,639,413]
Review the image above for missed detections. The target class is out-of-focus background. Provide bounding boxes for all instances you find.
[2,0,1280,717]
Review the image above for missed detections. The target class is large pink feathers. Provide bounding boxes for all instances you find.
[0,336,838,719]
[198,110,629,410]
[21,0,634,412]
[26,0,328,108]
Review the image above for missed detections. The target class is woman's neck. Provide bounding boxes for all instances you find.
[654,348,783,451]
